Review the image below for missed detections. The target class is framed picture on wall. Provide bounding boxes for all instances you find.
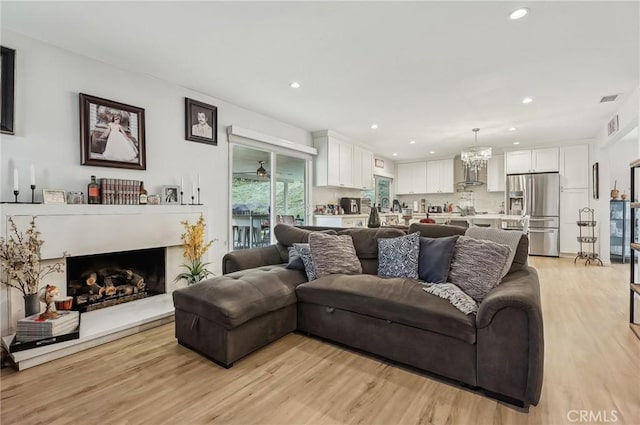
[592,162,599,200]
[185,98,217,145]
[1,46,15,135]
[79,93,146,170]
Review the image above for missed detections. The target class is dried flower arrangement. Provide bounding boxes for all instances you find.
[0,217,64,296]
[175,214,216,285]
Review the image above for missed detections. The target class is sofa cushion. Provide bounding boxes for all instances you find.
[418,235,459,283]
[377,232,420,278]
[173,265,306,329]
[295,274,477,344]
[274,225,338,262]
[309,232,362,278]
[449,236,510,302]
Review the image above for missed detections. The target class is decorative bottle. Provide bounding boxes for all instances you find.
[88,175,100,204]
[368,206,380,228]
[139,181,148,205]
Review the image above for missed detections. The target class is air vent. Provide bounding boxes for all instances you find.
[600,94,618,103]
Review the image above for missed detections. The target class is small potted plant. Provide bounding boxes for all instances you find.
[0,217,64,317]
[175,214,216,285]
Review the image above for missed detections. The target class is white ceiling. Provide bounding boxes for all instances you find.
[2,1,638,160]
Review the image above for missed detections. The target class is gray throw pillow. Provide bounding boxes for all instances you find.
[286,246,305,271]
[308,232,362,279]
[465,227,522,277]
[418,235,459,283]
[448,236,510,302]
[293,243,316,281]
[377,232,420,279]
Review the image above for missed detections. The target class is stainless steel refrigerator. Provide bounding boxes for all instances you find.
[506,172,560,257]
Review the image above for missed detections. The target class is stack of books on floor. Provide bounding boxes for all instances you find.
[15,310,80,344]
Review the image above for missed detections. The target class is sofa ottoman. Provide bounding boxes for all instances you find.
[173,264,306,367]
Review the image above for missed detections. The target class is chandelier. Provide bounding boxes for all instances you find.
[461,128,492,172]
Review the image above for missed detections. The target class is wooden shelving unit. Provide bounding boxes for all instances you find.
[629,160,640,340]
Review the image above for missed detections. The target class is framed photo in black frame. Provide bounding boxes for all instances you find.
[1,46,16,135]
[185,98,217,145]
[79,93,146,170]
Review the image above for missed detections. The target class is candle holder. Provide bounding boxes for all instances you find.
[197,187,201,205]
[180,191,184,205]
[30,185,36,203]
[191,195,195,206]
[13,190,19,203]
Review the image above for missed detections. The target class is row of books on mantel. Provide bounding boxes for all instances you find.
[16,310,80,343]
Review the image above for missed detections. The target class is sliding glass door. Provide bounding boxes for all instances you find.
[231,145,310,250]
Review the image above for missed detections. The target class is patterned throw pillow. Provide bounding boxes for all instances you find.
[308,233,362,279]
[448,236,510,302]
[377,232,420,279]
[293,243,316,281]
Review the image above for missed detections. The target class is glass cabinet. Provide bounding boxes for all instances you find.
[610,200,630,263]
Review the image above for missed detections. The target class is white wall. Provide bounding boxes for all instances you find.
[0,30,312,277]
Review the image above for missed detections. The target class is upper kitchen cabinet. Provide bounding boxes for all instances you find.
[396,162,427,194]
[559,144,589,189]
[505,148,559,174]
[313,131,352,187]
[353,146,374,190]
[426,159,454,194]
[487,154,505,192]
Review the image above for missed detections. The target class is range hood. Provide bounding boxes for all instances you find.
[457,166,485,187]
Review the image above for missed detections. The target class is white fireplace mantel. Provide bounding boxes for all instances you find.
[0,204,208,369]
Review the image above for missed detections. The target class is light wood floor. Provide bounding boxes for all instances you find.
[1,257,639,425]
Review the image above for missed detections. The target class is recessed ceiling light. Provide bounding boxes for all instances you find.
[509,127,517,131]
[289,82,301,88]
[513,141,520,145]
[429,151,435,154]
[371,123,379,129]
[522,97,533,104]
[392,153,398,156]
[409,140,416,144]
[509,8,529,20]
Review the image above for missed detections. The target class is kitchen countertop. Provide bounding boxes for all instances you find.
[314,213,527,221]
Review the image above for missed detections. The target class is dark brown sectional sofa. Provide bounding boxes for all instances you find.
[173,223,543,408]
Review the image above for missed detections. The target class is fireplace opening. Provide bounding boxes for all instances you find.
[66,247,166,312]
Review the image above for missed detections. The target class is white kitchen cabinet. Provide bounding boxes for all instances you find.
[396,162,427,194]
[314,133,353,188]
[487,154,505,192]
[426,159,454,194]
[560,187,590,254]
[506,148,559,174]
[560,144,589,189]
[353,146,374,190]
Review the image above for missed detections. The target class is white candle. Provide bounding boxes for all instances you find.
[13,168,18,191]
[197,174,201,189]
[192,181,195,197]
[30,164,35,186]
[180,177,184,192]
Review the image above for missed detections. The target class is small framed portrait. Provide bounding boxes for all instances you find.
[374,158,385,168]
[79,93,146,170]
[42,189,66,205]
[592,163,599,200]
[161,185,180,204]
[185,98,217,145]
[607,115,619,136]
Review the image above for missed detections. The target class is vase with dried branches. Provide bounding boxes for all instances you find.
[0,217,65,316]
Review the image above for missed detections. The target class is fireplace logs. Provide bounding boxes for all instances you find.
[69,268,148,311]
